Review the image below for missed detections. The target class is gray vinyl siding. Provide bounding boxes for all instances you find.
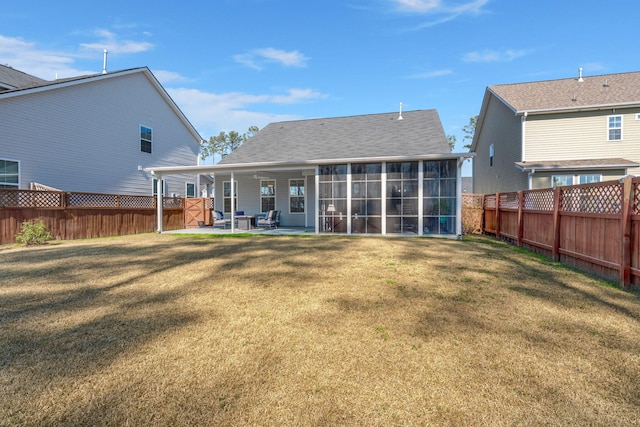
[0,72,200,195]
[472,95,527,193]
[525,109,640,177]
[213,172,315,227]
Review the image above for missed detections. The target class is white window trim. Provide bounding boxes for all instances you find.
[140,124,153,153]
[185,182,196,198]
[152,178,166,196]
[551,174,602,187]
[288,178,305,214]
[607,115,623,141]
[0,158,20,189]
[223,181,238,213]
[489,143,494,167]
[636,113,640,120]
[260,179,276,213]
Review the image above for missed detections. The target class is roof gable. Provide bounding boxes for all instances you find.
[220,109,449,165]
[0,66,202,142]
[489,71,640,113]
[0,64,48,91]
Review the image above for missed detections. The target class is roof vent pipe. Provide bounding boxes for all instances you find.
[398,102,404,120]
[578,67,584,82]
[102,49,108,74]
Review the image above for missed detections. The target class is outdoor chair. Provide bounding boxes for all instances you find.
[212,210,229,229]
[257,210,277,229]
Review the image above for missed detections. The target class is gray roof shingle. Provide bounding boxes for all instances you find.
[0,64,48,90]
[489,71,640,113]
[220,109,449,165]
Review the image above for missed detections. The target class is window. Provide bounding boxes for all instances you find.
[152,178,165,196]
[423,160,457,235]
[260,180,276,212]
[351,163,382,234]
[608,115,622,140]
[289,179,305,213]
[386,162,419,234]
[0,159,19,189]
[140,125,152,153]
[552,174,601,187]
[223,181,238,213]
[186,183,196,198]
[489,144,494,167]
[579,174,601,184]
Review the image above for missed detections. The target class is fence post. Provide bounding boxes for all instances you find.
[517,190,524,246]
[481,194,486,233]
[495,192,501,239]
[552,186,561,261]
[620,178,632,288]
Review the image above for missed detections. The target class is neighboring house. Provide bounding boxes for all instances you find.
[0,65,205,196]
[471,70,640,193]
[148,109,474,236]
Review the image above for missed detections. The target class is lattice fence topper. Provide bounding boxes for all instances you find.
[523,188,554,211]
[119,195,155,209]
[484,194,496,209]
[0,190,63,208]
[163,197,184,209]
[68,193,120,208]
[462,194,483,209]
[499,192,519,209]
[561,182,622,214]
[634,182,640,215]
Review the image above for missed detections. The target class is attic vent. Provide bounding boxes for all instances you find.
[398,102,404,120]
[572,93,577,102]
[603,79,609,87]
[578,67,584,82]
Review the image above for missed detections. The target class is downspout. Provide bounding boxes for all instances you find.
[521,112,527,163]
[528,168,535,190]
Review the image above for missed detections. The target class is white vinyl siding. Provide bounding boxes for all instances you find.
[0,71,200,194]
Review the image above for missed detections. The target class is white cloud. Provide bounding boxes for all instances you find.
[79,29,153,54]
[390,0,489,29]
[392,0,488,14]
[234,48,309,70]
[152,70,190,84]
[167,87,328,138]
[462,48,529,63]
[0,35,92,79]
[407,68,453,79]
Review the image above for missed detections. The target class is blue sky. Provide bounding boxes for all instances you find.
[2,0,639,173]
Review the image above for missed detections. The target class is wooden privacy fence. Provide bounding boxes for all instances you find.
[0,189,189,245]
[466,177,640,289]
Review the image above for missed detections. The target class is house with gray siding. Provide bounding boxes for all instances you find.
[148,109,473,236]
[0,65,203,196]
[471,70,640,193]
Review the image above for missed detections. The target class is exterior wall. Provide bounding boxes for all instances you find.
[473,95,527,193]
[213,172,314,228]
[0,72,200,195]
[530,169,627,190]
[525,108,640,177]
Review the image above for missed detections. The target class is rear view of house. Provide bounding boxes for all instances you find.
[148,109,473,236]
[472,70,640,193]
[0,65,203,196]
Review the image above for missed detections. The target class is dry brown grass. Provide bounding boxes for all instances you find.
[1,233,639,426]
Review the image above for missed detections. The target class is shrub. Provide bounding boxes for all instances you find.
[15,219,53,245]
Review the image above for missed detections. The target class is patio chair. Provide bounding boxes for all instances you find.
[212,210,229,229]
[257,210,277,229]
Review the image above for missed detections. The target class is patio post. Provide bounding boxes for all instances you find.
[230,171,235,232]
[156,175,163,233]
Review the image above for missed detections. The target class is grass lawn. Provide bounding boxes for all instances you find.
[1,233,639,426]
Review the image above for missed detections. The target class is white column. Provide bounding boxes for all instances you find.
[346,163,352,235]
[456,157,463,237]
[230,171,235,233]
[314,166,320,234]
[418,161,424,236]
[381,162,387,235]
[156,176,163,233]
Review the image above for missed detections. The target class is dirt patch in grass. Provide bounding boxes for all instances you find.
[1,234,639,426]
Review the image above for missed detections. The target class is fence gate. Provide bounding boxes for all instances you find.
[184,198,205,228]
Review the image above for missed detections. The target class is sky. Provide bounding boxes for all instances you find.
[2,0,639,174]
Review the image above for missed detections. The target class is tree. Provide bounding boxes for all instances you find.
[462,115,478,150]
[446,134,457,151]
[201,125,259,161]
